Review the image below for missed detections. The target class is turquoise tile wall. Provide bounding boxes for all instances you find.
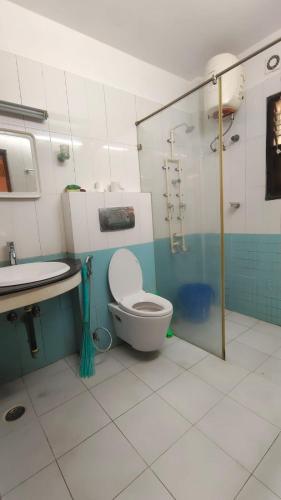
[0,290,79,383]
[74,241,157,336]
[225,234,281,325]
[0,242,156,382]
[154,234,223,316]
[155,233,281,326]
[154,235,203,311]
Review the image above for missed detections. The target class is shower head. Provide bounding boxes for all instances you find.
[170,122,194,134]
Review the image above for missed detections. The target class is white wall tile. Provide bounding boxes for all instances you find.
[109,145,140,192]
[11,200,42,259]
[17,56,48,131]
[27,128,55,195]
[246,135,266,188]
[62,193,74,253]
[85,79,107,141]
[0,50,155,261]
[245,84,266,139]
[0,50,22,128]
[68,192,90,253]
[35,194,66,255]
[151,193,170,240]
[0,201,15,262]
[136,97,163,149]
[66,73,107,140]
[50,132,76,193]
[139,193,154,243]
[105,86,137,146]
[85,192,108,251]
[72,137,110,191]
[0,50,20,103]
[263,71,281,100]
[42,65,70,134]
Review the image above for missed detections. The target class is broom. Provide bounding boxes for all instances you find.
[79,258,95,378]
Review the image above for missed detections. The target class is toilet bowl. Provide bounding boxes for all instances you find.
[108,248,173,351]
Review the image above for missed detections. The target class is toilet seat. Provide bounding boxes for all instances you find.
[120,291,173,317]
[108,249,172,318]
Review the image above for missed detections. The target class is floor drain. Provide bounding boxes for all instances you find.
[4,406,26,422]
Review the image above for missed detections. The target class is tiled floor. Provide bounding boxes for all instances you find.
[1,313,281,499]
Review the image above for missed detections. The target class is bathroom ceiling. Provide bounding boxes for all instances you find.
[10,0,280,79]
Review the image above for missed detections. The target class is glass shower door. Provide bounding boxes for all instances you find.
[137,80,225,357]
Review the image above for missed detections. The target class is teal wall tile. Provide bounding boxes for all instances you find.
[17,316,47,375]
[74,241,156,346]
[225,233,281,325]
[42,312,77,365]
[0,242,156,383]
[0,316,22,384]
[0,290,79,382]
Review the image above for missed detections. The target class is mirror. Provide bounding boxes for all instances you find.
[0,129,40,198]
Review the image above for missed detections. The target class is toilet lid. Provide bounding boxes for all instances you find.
[108,248,143,302]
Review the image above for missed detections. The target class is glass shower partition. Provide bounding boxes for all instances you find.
[137,80,225,357]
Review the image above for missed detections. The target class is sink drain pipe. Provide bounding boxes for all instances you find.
[23,305,40,357]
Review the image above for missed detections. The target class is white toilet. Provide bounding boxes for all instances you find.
[108,248,173,351]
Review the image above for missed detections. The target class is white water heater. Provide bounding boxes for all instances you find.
[204,53,245,118]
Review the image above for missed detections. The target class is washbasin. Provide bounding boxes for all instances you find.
[0,261,70,287]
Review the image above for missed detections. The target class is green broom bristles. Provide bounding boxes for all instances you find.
[79,263,95,378]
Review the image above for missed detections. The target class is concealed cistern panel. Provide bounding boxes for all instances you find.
[99,207,135,231]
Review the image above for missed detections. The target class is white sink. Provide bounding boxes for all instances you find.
[0,261,70,287]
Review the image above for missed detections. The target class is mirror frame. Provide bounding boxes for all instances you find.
[0,128,41,199]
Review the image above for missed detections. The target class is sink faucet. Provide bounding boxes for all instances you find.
[7,241,17,266]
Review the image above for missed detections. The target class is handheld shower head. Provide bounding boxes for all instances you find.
[171,122,194,134]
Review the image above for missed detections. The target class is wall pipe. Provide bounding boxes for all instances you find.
[135,36,281,126]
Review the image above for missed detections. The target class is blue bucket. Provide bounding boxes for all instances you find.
[178,283,214,323]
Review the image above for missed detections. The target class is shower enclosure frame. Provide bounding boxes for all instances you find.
[136,35,281,360]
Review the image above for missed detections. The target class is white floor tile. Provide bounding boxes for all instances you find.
[3,463,71,500]
[115,394,190,464]
[158,371,223,423]
[162,335,179,347]
[256,356,281,387]
[66,353,124,388]
[24,360,69,385]
[152,428,249,500]
[190,355,249,393]
[226,341,269,371]
[0,421,53,495]
[129,355,183,390]
[255,434,281,497]
[58,423,145,500]
[237,329,281,355]
[116,469,173,499]
[110,343,158,368]
[255,321,281,338]
[162,340,208,369]
[225,320,250,342]
[91,369,152,419]
[64,353,80,371]
[230,373,281,427]
[24,365,85,415]
[273,347,281,360]
[197,397,278,471]
[227,312,258,328]
[236,477,279,500]
[0,379,36,438]
[40,392,110,457]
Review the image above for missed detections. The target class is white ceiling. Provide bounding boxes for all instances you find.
[10,0,280,79]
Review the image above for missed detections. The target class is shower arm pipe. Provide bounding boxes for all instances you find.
[135,36,281,126]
